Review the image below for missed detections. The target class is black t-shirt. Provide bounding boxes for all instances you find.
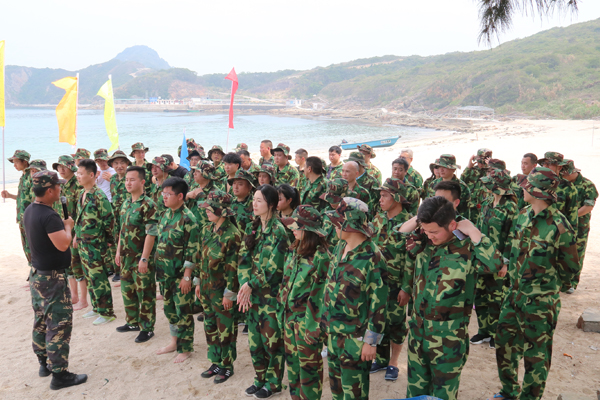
[23,203,71,271]
[169,165,189,178]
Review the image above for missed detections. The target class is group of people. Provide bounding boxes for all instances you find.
[2,138,597,400]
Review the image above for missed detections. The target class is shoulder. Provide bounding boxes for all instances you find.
[548,207,574,235]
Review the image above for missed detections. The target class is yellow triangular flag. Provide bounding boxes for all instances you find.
[0,40,5,127]
[97,78,119,151]
[52,76,78,146]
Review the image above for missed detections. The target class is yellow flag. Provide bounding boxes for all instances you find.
[0,40,5,127]
[97,78,119,151]
[52,76,78,145]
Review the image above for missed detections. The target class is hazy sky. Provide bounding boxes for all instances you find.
[2,0,600,75]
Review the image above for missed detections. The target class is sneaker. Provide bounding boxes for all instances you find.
[254,387,282,399]
[50,371,88,390]
[116,324,140,333]
[201,364,221,378]
[242,325,249,335]
[369,361,388,374]
[196,312,205,322]
[214,368,234,384]
[245,384,260,397]
[321,348,328,358]
[39,363,51,377]
[470,333,491,345]
[107,271,114,277]
[135,331,154,343]
[112,274,120,282]
[384,366,399,381]
[82,311,99,319]
[489,338,495,349]
[93,315,116,325]
[566,288,575,294]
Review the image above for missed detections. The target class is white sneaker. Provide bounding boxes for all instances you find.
[82,311,99,319]
[93,316,116,325]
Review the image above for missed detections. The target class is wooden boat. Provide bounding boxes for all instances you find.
[340,135,400,150]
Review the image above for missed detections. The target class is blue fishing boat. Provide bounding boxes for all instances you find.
[340,135,400,150]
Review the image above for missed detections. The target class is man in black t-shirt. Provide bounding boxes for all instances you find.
[23,171,87,390]
[162,154,189,178]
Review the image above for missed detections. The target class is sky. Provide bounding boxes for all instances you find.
[2,0,600,75]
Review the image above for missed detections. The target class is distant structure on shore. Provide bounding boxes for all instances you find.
[111,97,304,112]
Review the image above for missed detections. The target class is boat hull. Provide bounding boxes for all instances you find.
[340,136,400,150]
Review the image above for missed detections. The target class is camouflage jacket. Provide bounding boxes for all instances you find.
[461,166,489,221]
[366,163,383,187]
[183,170,195,188]
[477,196,518,263]
[74,186,115,245]
[406,166,423,189]
[16,172,33,223]
[276,163,300,187]
[278,245,332,342]
[300,175,328,211]
[213,163,227,181]
[572,173,598,235]
[148,181,167,217]
[347,183,371,205]
[232,195,254,235]
[322,239,388,342]
[242,161,261,176]
[238,217,291,307]
[427,175,472,220]
[259,155,274,166]
[62,175,81,221]
[405,182,420,216]
[297,167,308,194]
[357,172,380,210]
[326,163,343,182]
[512,175,527,209]
[132,160,153,193]
[118,194,159,258]
[555,178,579,233]
[373,209,413,290]
[198,218,243,299]
[507,205,578,297]
[110,174,130,215]
[189,181,218,233]
[403,230,502,330]
[154,205,199,279]
[421,175,436,200]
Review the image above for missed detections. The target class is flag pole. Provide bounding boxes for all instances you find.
[2,126,5,203]
[75,72,79,149]
[109,74,119,150]
[226,80,233,152]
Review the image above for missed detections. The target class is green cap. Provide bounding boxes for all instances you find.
[52,155,78,172]
[480,169,514,196]
[344,151,367,168]
[281,205,327,237]
[357,144,376,158]
[199,189,235,217]
[270,143,292,160]
[32,170,66,188]
[93,148,109,161]
[26,159,47,171]
[538,151,567,166]
[108,150,132,167]
[235,143,249,152]
[257,163,276,184]
[129,142,149,157]
[475,148,493,161]
[72,148,91,160]
[487,158,507,171]
[429,158,440,174]
[8,149,31,163]
[319,178,349,205]
[325,197,374,237]
[519,167,558,202]
[375,177,408,204]
[227,169,257,188]
[562,159,580,175]
[435,154,461,170]
[191,160,217,180]
[208,145,225,160]
[178,139,200,158]
[152,156,168,172]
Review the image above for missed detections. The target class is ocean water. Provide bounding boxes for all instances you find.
[0,108,446,184]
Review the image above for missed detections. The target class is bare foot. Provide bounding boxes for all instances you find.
[71,296,79,305]
[157,294,164,301]
[156,343,177,355]
[173,352,190,363]
[73,302,89,311]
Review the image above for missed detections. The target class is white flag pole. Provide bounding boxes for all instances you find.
[74,72,79,149]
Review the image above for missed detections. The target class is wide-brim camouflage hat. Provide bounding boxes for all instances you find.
[270,143,292,160]
[191,160,217,180]
[519,167,558,202]
[375,177,408,204]
[256,163,276,184]
[357,144,376,159]
[562,159,580,175]
[435,154,461,170]
[187,150,201,161]
[324,197,374,238]
[93,148,109,161]
[32,170,66,188]
[208,145,225,160]
[8,149,31,163]
[319,178,349,205]
[429,158,440,174]
[343,151,367,168]
[108,150,132,167]
[538,151,566,166]
[487,158,507,172]
[281,205,327,237]
[480,169,514,196]
[152,156,168,171]
[227,169,257,188]
[199,189,235,218]
[235,143,249,152]
[52,155,78,172]
[129,142,149,157]
[25,159,47,171]
[72,148,91,159]
[475,148,493,161]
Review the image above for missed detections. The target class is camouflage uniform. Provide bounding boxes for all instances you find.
[129,143,153,193]
[155,205,199,353]
[421,159,439,200]
[198,191,243,371]
[326,163,343,181]
[357,145,382,187]
[495,168,579,400]
[118,194,159,332]
[257,163,277,186]
[300,174,328,211]
[229,169,257,235]
[461,148,492,222]
[402,203,502,400]
[406,165,423,190]
[108,150,132,232]
[259,155,274,166]
[323,198,388,400]
[511,174,528,210]
[148,156,169,217]
[272,143,300,187]
[538,152,579,232]
[346,151,379,211]
[238,216,291,393]
[8,150,33,265]
[347,183,370,206]
[428,155,472,220]
[188,161,220,233]
[319,179,348,253]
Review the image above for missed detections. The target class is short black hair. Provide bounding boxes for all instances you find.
[434,180,461,201]
[295,148,308,158]
[237,149,251,158]
[162,177,189,198]
[223,152,242,168]
[523,153,538,163]
[126,166,146,181]
[78,159,97,175]
[161,154,174,164]
[392,157,409,171]
[261,140,273,148]
[306,156,324,175]
[418,196,456,228]
[33,185,54,197]
[329,146,342,155]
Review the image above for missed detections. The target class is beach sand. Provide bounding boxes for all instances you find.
[1,118,599,399]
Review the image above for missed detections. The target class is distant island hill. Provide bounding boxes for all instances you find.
[6,17,600,119]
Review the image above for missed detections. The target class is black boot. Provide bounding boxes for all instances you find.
[50,370,88,390]
[37,356,51,377]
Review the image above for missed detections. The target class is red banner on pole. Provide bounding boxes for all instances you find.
[225,68,238,129]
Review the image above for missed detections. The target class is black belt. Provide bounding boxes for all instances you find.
[35,269,65,276]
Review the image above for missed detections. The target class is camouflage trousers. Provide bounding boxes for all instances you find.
[284,312,323,400]
[104,243,117,275]
[406,318,469,400]
[66,245,84,281]
[495,294,561,400]
[475,273,505,338]
[120,256,156,332]
[327,333,370,400]
[162,275,194,353]
[376,287,407,366]
[78,242,115,317]
[573,225,591,288]
[19,221,32,266]
[29,269,73,373]
[247,303,285,392]
[201,291,238,370]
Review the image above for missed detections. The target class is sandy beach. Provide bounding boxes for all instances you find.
[1,118,599,400]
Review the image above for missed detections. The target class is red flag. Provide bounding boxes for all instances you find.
[225,68,238,129]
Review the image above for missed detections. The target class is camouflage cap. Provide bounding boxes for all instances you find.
[235,143,249,152]
[487,158,507,171]
[187,149,202,161]
[561,159,580,175]
[519,167,558,202]
[151,156,168,172]
[357,144,376,158]
[108,150,132,167]
[227,168,257,188]
[325,197,374,237]
[129,142,149,157]
[435,154,461,170]
[319,178,349,205]
[26,159,47,171]
[343,151,367,168]
[257,163,276,184]
[207,145,225,160]
[480,169,514,196]
[52,155,78,172]
[178,140,200,158]
[32,170,66,188]
[271,143,292,160]
[72,148,91,159]
[429,158,440,174]
[191,160,217,180]
[8,149,31,163]
[375,177,408,204]
[281,205,327,237]
[538,151,566,166]
[475,148,493,161]
[93,148,109,161]
[199,189,235,217]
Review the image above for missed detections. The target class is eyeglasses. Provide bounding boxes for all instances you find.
[161,191,174,198]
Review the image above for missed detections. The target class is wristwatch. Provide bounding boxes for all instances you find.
[140,257,148,263]
[184,276,191,282]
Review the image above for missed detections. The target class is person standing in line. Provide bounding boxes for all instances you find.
[108,150,132,283]
[93,149,115,201]
[326,146,344,181]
